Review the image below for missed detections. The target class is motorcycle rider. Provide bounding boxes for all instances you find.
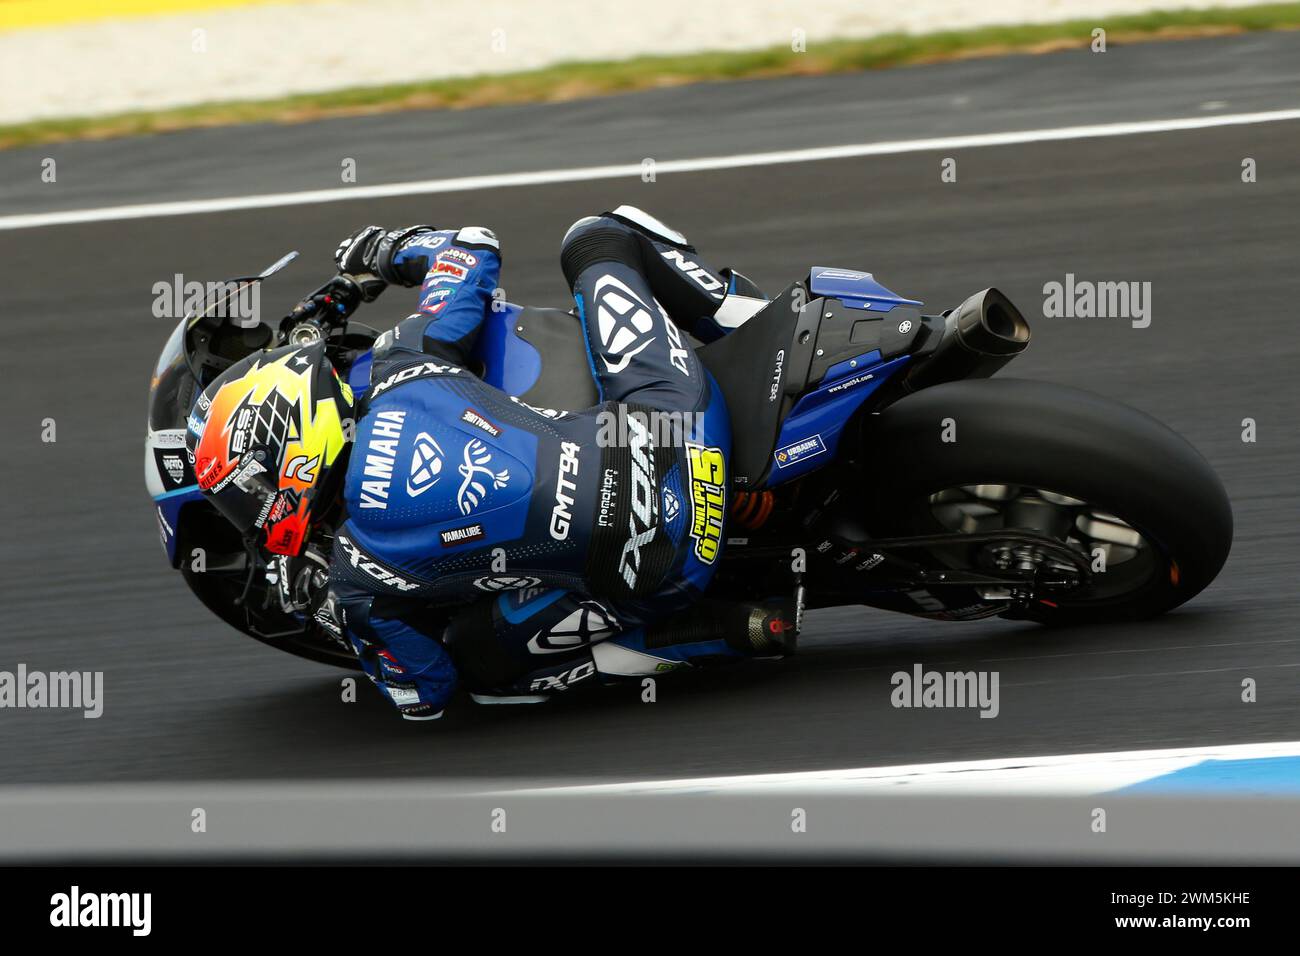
[186,206,790,719]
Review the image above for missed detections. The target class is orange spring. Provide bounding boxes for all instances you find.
[731,491,775,530]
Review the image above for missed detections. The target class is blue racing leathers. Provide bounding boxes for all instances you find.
[328,209,751,719]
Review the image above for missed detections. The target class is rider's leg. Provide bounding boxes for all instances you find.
[560,212,711,410]
[444,588,792,701]
[561,211,736,601]
[563,206,767,344]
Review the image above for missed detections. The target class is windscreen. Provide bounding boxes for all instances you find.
[148,318,198,433]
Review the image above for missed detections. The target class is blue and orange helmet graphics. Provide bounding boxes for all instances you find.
[186,343,354,556]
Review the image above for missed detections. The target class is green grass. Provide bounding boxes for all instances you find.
[4,2,1300,149]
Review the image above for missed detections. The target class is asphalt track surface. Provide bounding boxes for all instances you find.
[1,34,1297,784]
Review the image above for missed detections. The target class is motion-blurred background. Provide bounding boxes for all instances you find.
[0,0,1298,861]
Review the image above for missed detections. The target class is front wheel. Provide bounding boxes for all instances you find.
[859,378,1233,625]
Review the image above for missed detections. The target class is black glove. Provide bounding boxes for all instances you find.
[334,224,384,273]
[334,224,438,294]
[333,225,389,302]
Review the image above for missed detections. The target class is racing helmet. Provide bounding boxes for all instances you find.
[185,341,354,556]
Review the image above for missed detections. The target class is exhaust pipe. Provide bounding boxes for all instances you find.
[952,287,1031,357]
[903,287,1031,391]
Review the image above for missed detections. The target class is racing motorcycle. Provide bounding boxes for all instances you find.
[146,253,1233,668]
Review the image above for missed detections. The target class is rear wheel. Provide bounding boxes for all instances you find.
[860,378,1232,624]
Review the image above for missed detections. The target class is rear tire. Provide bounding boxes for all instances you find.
[860,378,1232,624]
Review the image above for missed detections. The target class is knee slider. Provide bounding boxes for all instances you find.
[607,204,691,249]
[559,215,645,290]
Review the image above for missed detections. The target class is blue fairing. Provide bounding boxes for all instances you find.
[154,484,202,565]
[809,266,922,313]
[347,348,372,398]
[765,354,911,486]
[473,303,543,396]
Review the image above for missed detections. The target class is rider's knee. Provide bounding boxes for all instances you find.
[559,214,644,290]
[442,599,521,689]
[605,205,690,248]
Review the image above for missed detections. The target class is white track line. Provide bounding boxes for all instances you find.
[3,108,1299,231]
[508,740,1300,796]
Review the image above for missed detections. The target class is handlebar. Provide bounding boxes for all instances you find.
[280,274,366,344]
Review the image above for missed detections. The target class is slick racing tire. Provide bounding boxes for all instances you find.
[859,378,1233,625]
